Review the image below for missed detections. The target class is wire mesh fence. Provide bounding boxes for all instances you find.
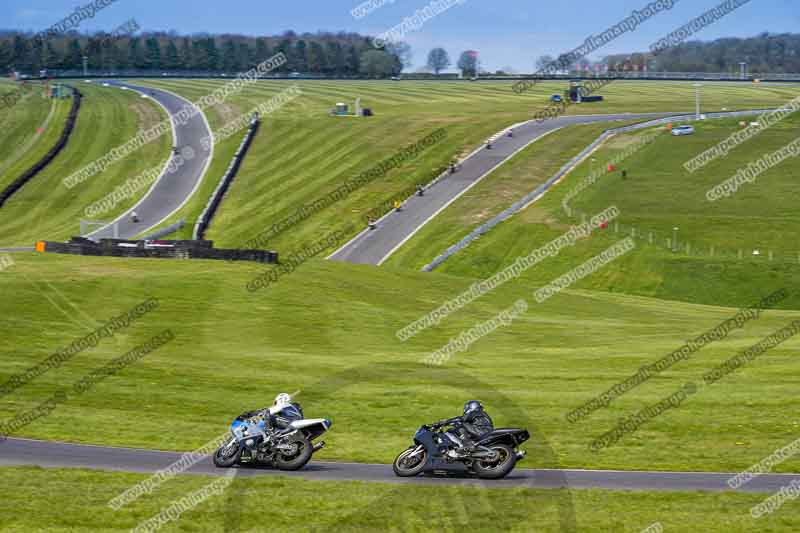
[572,210,800,264]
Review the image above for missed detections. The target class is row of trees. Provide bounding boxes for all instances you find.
[645,33,800,73]
[536,32,800,74]
[3,29,797,77]
[425,48,479,76]
[0,30,410,77]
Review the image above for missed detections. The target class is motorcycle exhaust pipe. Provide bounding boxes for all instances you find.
[516,450,526,461]
[312,441,326,454]
[471,450,498,460]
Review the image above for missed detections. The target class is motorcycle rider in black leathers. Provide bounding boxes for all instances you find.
[435,400,494,457]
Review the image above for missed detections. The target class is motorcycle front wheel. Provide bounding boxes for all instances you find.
[392,445,427,477]
[213,438,242,468]
[275,435,313,471]
[473,444,516,479]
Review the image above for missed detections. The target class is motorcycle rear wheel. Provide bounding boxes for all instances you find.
[275,435,313,471]
[393,446,427,477]
[213,439,242,468]
[473,444,516,479]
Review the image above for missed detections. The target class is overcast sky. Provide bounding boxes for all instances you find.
[6,0,798,72]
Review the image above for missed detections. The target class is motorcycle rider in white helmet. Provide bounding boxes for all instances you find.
[269,393,293,414]
[261,393,304,433]
[238,394,302,446]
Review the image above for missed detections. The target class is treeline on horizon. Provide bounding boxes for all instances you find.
[602,32,800,74]
[0,29,798,77]
[0,30,406,77]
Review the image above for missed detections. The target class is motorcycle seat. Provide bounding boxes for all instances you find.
[476,428,530,444]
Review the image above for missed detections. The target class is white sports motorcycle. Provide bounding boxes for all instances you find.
[213,402,331,471]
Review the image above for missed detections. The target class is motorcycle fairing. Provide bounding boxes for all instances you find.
[412,426,467,472]
[289,418,331,429]
[289,418,332,440]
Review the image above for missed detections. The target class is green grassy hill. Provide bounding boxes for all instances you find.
[2,252,799,475]
[2,80,800,532]
[0,82,71,192]
[130,80,800,250]
[2,81,800,472]
[0,83,171,246]
[390,110,800,310]
[0,467,796,532]
[567,114,800,253]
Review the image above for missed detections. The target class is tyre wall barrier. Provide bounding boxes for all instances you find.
[0,85,82,209]
[193,118,260,240]
[39,237,278,264]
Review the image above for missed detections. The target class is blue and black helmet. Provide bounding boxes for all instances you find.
[463,400,483,415]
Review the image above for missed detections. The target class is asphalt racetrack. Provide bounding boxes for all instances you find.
[87,81,213,240]
[329,111,681,265]
[2,437,795,492]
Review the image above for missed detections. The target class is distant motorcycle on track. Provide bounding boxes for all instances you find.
[214,399,331,471]
[393,418,529,479]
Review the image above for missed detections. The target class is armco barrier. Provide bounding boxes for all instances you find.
[39,237,278,264]
[422,109,776,272]
[194,117,260,240]
[142,220,185,240]
[0,85,82,208]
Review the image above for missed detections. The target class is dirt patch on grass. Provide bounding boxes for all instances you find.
[129,101,162,130]
[211,102,241,124]
[602,134,638,151]
[519,204,571,231]
[467,207,494,223]
[605,127,666,150]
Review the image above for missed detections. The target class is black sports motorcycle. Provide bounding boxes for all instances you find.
[213,403,331,471]
[393,417,529,479]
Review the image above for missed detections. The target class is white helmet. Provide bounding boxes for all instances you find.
[274,393,291,407]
